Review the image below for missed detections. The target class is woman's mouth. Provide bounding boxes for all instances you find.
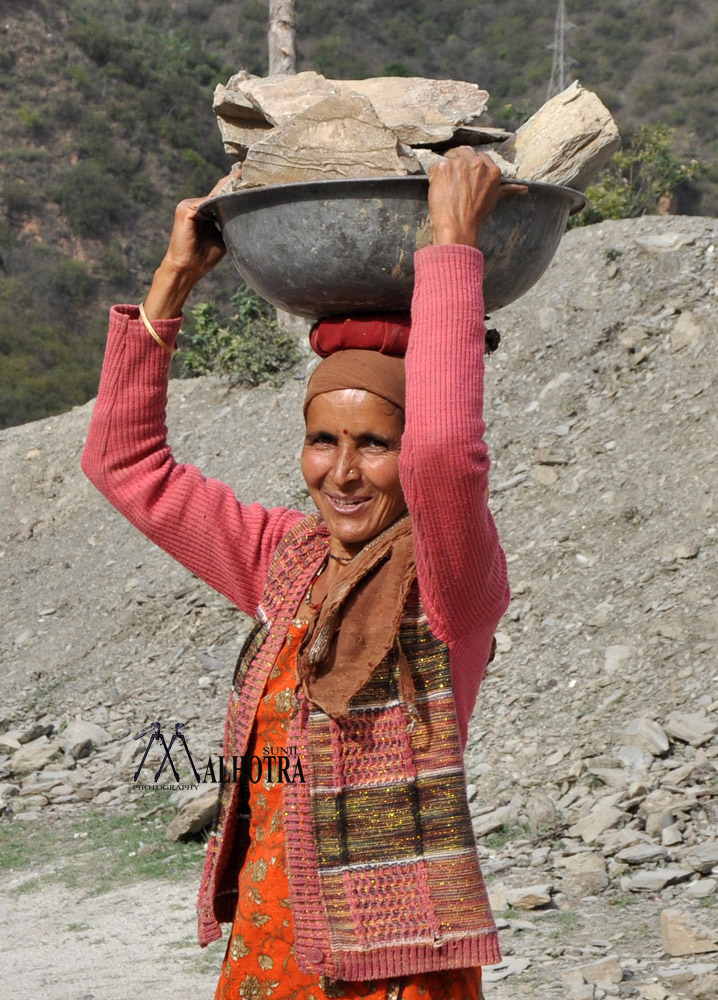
[326,494,371,515]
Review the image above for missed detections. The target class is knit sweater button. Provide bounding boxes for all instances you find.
[306,947,324,964]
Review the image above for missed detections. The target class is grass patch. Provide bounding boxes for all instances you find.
[484,823,530,850]
[609,894,640,906]
[2,789,205,894]
[22,674,73,715]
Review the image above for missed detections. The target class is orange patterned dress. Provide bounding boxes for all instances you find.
[214,621,483,1000]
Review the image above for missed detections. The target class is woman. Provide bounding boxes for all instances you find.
[82,149,520,999]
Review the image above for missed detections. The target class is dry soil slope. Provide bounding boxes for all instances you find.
[0,214,716,998]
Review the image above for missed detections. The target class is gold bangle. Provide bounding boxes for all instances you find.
[138,302,176,356]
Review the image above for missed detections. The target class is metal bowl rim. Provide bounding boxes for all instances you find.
[198,175,587,221]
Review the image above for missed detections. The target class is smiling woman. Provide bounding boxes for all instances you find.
[82,149,521,999]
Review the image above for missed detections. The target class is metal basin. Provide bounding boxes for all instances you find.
[199,176,586,318]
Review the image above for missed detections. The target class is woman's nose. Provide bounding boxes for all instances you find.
[333,449,360,484]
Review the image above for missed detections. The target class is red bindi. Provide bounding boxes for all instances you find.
[342,429,348,434]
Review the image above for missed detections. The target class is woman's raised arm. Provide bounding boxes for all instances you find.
[400,152,524,642]
[82,172,303,616]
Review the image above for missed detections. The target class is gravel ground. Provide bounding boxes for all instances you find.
[1,215,716,1000]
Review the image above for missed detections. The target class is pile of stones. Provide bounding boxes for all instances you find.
[212,72,620,192]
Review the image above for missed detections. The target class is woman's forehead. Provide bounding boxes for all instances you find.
[305,389,403,429]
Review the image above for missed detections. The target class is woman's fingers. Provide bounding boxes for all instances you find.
[428,148,504,246]
[206,162,242,199]
[498,181,530,201]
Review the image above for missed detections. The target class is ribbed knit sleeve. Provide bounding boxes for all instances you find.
[81,305,303,616]
[400,245,510,644]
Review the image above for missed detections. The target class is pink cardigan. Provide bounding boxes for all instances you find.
[82,244,508,748]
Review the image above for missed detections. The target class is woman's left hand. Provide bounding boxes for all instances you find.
[428,147,527,247]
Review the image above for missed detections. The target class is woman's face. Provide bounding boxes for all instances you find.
[301,389,406,557]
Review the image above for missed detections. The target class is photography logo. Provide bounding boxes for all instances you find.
[133,721,200,784]
[132,723,306,786]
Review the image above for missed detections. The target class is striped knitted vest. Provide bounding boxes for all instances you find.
[196,515,499,977]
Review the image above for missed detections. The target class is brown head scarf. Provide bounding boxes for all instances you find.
[298,349,416,721]
[303,349,406,417]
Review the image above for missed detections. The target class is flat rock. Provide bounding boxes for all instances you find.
[58,720,114,749]
[660,908,718,957]
[670,311,704,352]
[682,843,718,875]
[500,81,620,189]
[568,798,624,843]
[531,464,559,485]
[559,851,610,896]
[18,722,54,744]
[334,76,490,146]
[165,785,218,841]
[664,711,717,746]
[624,717,670,756]
[490,883,552,910]
[604,644,632,675]
[239,92,421,187]
[563,969,596,999]
[624,865,693,892]
[10,737,61,776]
[217,70,337,127]
[482,956,531,982]
[576,954,624,985]
[616,843,669,865]
[684,879,717,899]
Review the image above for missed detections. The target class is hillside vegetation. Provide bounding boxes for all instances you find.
[0,0,716,427]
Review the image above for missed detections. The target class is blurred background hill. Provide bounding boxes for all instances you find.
[1,0,716,428]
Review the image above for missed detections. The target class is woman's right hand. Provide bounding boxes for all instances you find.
[144,166,241,320]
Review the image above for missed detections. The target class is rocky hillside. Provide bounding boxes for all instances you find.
[1,215,717,998]
[1,0,716,429]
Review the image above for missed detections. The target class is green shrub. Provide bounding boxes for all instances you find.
[48,162,129,238]
[571,124,703,225]
[181,288,301,387]
[16,105,44,134]
[51,258,96,309]
[1,179,37,215]
[99,241,131,287]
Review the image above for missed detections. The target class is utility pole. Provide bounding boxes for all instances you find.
[268,0,296,75]
[547,0,576,99]
[268,1,310,337]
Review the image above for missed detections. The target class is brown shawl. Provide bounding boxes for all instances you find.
[296,514,416,719]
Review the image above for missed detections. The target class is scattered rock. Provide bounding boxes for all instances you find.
[165,785,218,841]
[334,76,490,147]
[576,955,624,985]
[559,851,610,896]
[526,789,560,837]
[239,92,421,187]
[663,712,717,747]
[482,956,532,982]
[684,879,717,900]
[604,645,632,675]
[10,737,60,776]
[682,843,718,875]
[624,717,669,757]
[623,866,693,893]
[569,799,624,843]
[500,81,620,189]
[660,908,718,957]
[490,883,553,910]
